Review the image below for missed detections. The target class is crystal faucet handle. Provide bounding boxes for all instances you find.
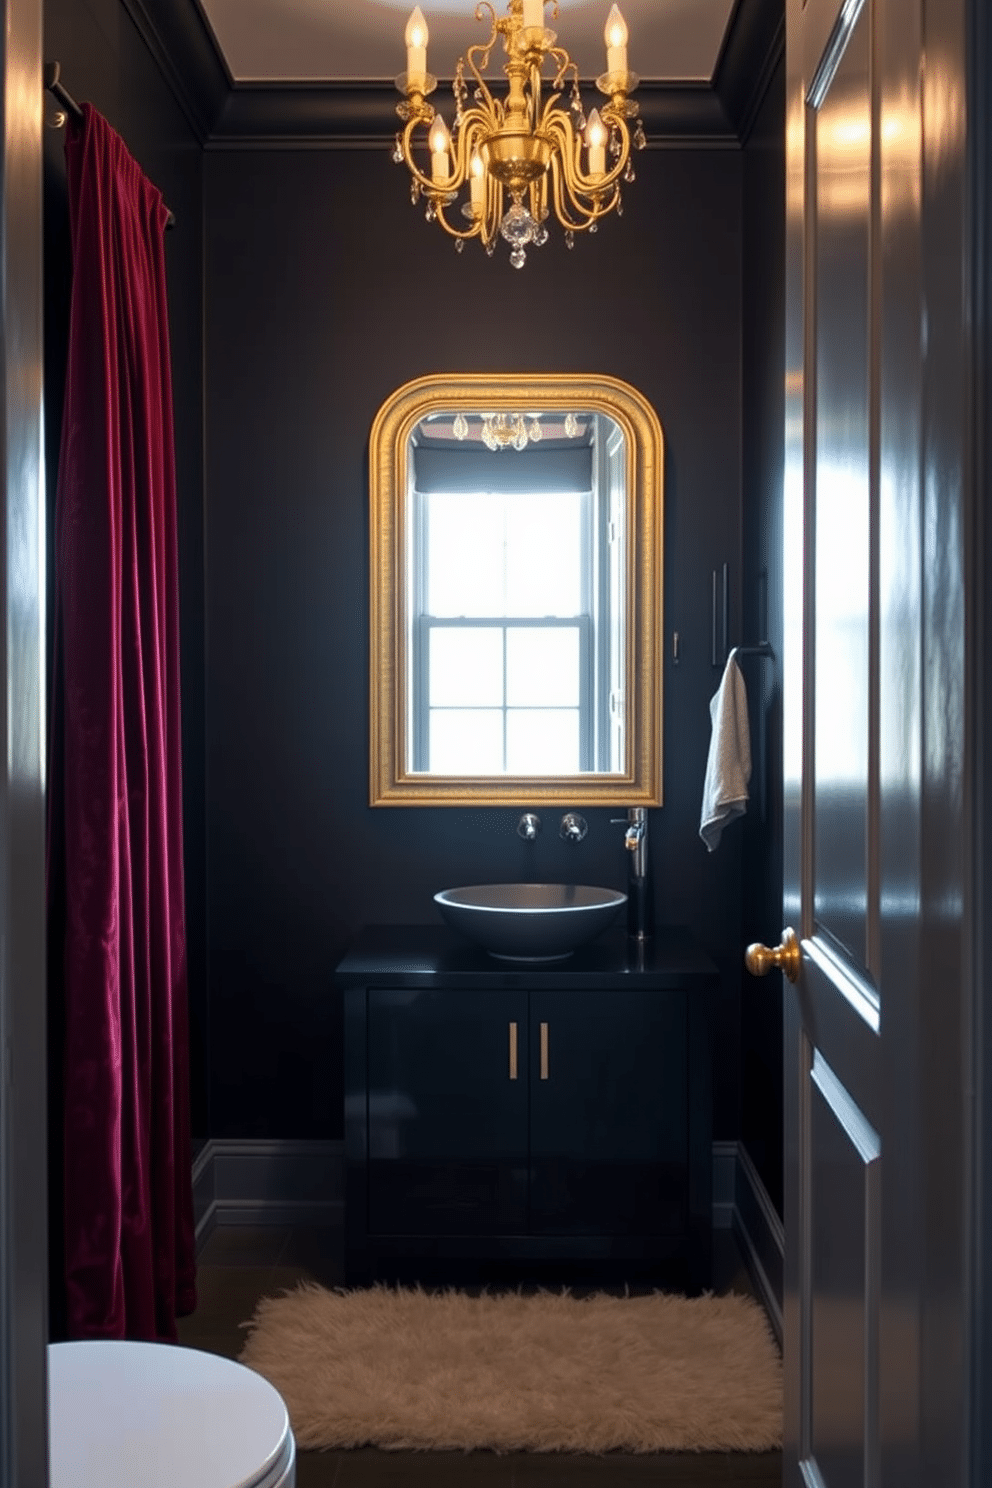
[517,813,541,840]
[559,812,588,842]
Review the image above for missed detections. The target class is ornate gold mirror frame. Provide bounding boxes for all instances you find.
[369,372,663,806]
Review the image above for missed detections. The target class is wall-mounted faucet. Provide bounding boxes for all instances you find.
[517,813,541,840]
[610,807,652,940]
[559,812,588,842]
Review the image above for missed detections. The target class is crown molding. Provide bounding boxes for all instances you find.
[120,0,230,141]
[209,81,404,148]
[125,0,781,150]
[207,80,737,150]
[712,0,785,145]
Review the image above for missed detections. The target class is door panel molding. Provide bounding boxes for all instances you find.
[802,1048,881,1486]
[807,0,868,108]
[810,1050,881,1162]
[799,1457,830,1488]
[806,934,881,1032]
[809,0,874,974]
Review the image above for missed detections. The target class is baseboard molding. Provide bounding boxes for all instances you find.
[193,1139,344,1250]
[711,1141,738,1231]
[711,1140,783,1345]
[731,1143,784,1345]
[193,1137,784,1343]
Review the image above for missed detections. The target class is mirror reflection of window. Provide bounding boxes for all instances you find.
[407,412,626,776]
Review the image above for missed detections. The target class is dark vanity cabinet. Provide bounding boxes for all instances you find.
[365,986,529,1237]
[340,925,717,1287]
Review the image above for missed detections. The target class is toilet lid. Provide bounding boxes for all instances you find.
[48,1340,295,1488]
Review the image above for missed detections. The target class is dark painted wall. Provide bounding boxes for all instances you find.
[41,0,789,1195]
[202,145,747,1141]
[43,0,207,1133]
[740,60,786,1215]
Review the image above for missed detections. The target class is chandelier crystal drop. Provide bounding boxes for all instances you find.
[449,412,562,450]
[394,1,643,266]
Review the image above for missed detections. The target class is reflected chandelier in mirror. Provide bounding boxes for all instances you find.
[369,373,663,806]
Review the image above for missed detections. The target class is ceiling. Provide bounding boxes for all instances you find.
[196,0,739,86]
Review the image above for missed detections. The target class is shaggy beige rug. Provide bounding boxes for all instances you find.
[239,1283,782,1454]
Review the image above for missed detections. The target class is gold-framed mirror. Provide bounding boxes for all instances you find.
[369,372,663,806]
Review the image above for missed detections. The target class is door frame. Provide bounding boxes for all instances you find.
[0,0,49,1482]
[971,0,992,1475]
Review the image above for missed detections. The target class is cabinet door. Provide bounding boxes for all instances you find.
[367,987,529,1235]
[529,989,688,1235]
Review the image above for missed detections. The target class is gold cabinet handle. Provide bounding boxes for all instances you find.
[540,1021,549,1080]
[745,926,802,984]
[508,1021,518,1080]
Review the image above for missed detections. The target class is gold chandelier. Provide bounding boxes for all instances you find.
[394,1,644,267]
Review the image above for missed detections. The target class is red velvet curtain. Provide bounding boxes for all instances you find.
[49,104,196,1340]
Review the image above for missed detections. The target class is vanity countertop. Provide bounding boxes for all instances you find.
[335,923,718,990]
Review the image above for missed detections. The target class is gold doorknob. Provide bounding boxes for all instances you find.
[745,926,801,984]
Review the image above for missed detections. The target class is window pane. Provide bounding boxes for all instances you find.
[430,710,504,773]
[426,490,586,618]
[506,710,580,774]
[505,492,584,616]
[429,628,503,706]
[426,493,505,616]
[506,628,580,707]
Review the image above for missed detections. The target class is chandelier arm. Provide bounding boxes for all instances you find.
[559,169,621,227]
[484,177,503,246]
[529,172,548,227]
[404,108,492,201]
[595,109,634,190]
[472,1,498,36]
[601,104,634,138]
[548,154,597,230]
[464,46,501,122]
[544,111,603,199]
[548,49,576,91]
[536,88,564,132]
[549,152,620,232]
[398,94,435,126]
[546,109,631,197]
[432,204,484,242]
[528,59,543,133]
[450,110,491,175]
[464,5,501,122]
[589,184,621,220]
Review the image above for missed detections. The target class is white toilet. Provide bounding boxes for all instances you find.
[48,1339,296,1487]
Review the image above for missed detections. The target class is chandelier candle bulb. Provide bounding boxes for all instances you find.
[429,115,451,183]
[522,0,544,32]
[604,5,628,76]
[405,7,429,90]
[470,152,486,212]
[586,109,607,177]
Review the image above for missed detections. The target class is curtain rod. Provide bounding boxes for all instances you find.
[43,62,176,231]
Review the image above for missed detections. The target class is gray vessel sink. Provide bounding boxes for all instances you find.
[434,883,626,962]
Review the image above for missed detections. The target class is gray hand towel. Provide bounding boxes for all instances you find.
[699,649,751,852]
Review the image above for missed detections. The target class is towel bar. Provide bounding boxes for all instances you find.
[711,562,776,667]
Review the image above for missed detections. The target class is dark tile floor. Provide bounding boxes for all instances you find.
[177,1226,782,1488]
